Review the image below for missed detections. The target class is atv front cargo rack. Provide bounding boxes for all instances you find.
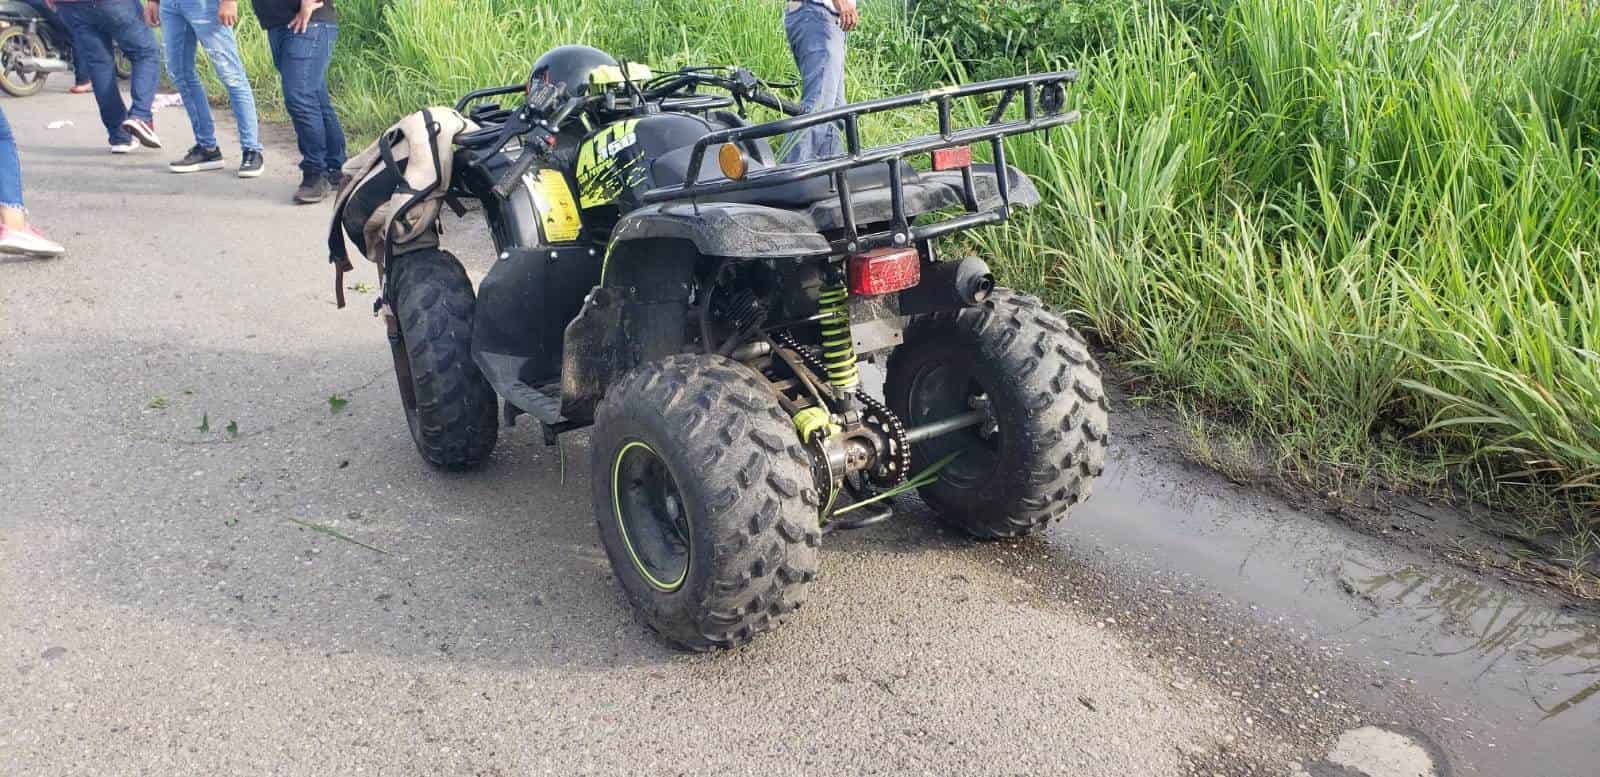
[639,71,1080,254]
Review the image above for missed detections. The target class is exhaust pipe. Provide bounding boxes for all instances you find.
[899,256,996,315]
[15,56,70,75]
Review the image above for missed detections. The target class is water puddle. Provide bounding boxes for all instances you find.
[1048,448,1600,775]
[1343,560,1600,722]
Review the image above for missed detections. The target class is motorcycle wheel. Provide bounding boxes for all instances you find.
[0,28,47,98]
[114,46,132,80]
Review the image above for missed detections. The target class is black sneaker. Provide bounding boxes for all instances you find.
[238,149,265,178]
[170,145,224,174]
[293,171,331,204]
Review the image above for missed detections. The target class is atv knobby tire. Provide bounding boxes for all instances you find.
[886,289,1109,538]
[592,354,822,651]
[387,249,498,471]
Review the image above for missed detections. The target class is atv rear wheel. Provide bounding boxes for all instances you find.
[886,289,1109,539]
[387,249,498,471]
[591,354,822,651]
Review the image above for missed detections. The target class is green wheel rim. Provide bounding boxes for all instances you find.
[612,441,691,592]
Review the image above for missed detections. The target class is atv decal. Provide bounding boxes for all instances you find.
[576,119,643,209]
[524,168,582,243]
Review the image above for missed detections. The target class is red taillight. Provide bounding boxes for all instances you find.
[848,248,921,297]
[931,145,972,171]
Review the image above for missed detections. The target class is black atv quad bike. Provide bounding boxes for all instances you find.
[331,45,1109,651]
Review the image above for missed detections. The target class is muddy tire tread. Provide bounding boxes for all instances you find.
[389,250,498,471]
[593,354,821,651]
[887,289,1109,539]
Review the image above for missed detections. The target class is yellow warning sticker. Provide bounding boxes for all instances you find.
[527,168,581,243]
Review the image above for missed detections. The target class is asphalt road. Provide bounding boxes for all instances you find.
[3,83,1564,776]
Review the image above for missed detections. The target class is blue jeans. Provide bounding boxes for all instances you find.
[0,106,22,210]
[267,23,346,176]
[161,0,261,152]
[783,3,847,162]
[54,0,161,145]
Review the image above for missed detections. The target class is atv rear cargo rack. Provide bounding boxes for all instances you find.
[639,71,1080,254]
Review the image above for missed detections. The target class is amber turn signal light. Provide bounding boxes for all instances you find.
[718,143,747,180]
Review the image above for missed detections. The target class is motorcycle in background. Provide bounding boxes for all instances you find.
[0,0,132,98]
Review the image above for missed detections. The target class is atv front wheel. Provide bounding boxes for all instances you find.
[591,354,822,651]
[386,249,499,471]
[886,289,1109,538]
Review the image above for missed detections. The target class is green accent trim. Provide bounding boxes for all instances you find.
[791,406,836,443]
[599,242,617,285]
[612,440,689,592]
[590,62,653,86]
[817,282,859,390]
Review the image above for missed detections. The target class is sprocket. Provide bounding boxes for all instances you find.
[772,330,911,486]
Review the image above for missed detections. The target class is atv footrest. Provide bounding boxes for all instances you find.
[504,379,586,446]
[504,379,565,424]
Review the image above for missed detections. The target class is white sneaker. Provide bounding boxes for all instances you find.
[120,117,161,149]
[0,225,66,258]
[110,141,136,154]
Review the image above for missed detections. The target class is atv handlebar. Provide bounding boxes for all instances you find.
[644,67,806,117]
[492,94,587,198]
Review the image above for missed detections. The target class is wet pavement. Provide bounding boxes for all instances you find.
[1050,438,1600,775]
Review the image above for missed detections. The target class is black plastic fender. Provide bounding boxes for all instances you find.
[608,202,831,259]
[560,239,700,421]
[469,163,599,398]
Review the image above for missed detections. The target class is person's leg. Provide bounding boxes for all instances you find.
[70,41,94,90]
[55,2,129,145]
[161,0,218,151]
[782,4,847,162]
[0,105,23,219]
[102,0,160,125]
[273,24,330,176]
[24,0,90,88]
[189,0,261,153]
[0,106,64,257]
[315,25,346,176]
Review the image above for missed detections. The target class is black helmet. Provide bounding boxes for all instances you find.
[530,45,621,100]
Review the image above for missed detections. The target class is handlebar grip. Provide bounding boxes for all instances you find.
[493,145,541,199]
[749,90,806,116]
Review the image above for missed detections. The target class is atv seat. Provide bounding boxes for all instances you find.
[649,143,919,210]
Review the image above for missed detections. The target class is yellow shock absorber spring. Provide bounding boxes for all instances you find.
[818,282,860,394]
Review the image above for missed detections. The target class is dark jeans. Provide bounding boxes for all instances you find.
[267,23,346,177]
[54,0,160,144]
[22,0,92,84]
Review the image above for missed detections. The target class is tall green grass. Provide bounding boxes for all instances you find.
[979,1,1600,540]
[204,0,1597,553]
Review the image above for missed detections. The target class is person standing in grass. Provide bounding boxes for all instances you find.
[251,0,346,203]
[49,0,163,153]
[0,105,67,258]
[782,0,858,162]
[145,0,265,177]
